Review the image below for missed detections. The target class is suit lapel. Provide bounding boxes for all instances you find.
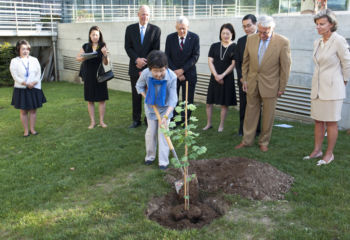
[313,38,321,64]
[251,35,260,67]
[183,33,191,52]
[135,24,141,45]
[174,34,181,51]
[143,24,151,45]
[313,33,336,65]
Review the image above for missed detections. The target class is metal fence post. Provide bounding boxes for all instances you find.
[50,5,54,35]
[14,3,19,35]
[102,5,104,22]
[128,5,130,20]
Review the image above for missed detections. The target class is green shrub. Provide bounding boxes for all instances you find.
[0,42,16,87]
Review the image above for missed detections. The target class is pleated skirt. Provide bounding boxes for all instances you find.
[11,88,47,110]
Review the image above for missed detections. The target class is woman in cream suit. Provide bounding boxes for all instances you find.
[304,9,350,165]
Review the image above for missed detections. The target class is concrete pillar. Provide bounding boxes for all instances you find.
[339,86,350,130]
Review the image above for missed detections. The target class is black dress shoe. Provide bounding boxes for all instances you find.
[129,121,141,128]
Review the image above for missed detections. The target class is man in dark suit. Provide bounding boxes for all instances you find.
[124,5,161,128]
[235,14,261,136]
[165,16,200,124]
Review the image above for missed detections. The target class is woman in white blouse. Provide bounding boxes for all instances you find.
[303,9,350,165]
[10,40,46,137]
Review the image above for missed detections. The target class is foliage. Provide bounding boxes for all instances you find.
[163,102,207,169]
[76,10,94,22]
[40,14,61,23]
[259,0,280,15]
[162,101,207,209]
[0,42,15,87]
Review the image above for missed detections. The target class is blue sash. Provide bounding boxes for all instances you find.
[145,77,167,107]
[19,57,29,81]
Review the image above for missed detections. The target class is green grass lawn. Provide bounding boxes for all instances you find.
[0,82,349,240]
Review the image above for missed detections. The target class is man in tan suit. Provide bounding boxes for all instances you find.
[235,15,291,152]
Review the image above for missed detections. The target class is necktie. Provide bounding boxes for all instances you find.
[140,26,145,44]
[180,37,184,51]
[259,40,267,65]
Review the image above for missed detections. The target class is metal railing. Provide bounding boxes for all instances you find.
[62,4,256,23]
[0,1,61,36]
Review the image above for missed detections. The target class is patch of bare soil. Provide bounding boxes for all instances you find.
[146,157,294,230]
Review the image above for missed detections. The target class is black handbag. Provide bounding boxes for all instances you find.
[97,58,114,83]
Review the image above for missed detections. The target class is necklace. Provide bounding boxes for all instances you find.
[220,42,231,61]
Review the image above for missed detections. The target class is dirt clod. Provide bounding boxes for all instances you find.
[147,157,294,230]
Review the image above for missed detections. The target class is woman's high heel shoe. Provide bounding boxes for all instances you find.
[317,154,334,166]
[303,151,323,160]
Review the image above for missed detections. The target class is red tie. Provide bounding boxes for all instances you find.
[180,37,184,51]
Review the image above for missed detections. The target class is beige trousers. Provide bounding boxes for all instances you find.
[243,88,277,147]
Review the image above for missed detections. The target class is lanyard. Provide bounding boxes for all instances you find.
[19,57,30,81]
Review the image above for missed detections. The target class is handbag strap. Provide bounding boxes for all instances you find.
[97,54,112,72]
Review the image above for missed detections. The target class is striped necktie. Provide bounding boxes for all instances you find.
[180,37,184,51]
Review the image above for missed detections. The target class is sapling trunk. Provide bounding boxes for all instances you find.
[184,81,189,211]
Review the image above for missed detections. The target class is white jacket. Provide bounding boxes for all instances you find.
[10,56,42,89]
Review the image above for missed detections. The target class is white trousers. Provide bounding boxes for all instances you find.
[145,118,170,166]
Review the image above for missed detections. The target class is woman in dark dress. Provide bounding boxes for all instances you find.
[203,23,237,132]
[10,40,46,137]
[77,26,109,129]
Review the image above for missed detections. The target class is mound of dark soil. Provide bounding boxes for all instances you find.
[146,157,294,230]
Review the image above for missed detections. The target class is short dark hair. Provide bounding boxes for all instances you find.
[15,40,31,56]
[147,50,168,69]
[219,23,236,41]
[88,26,106,47]
[242,14,257,24]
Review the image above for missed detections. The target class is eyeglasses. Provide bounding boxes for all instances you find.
[259,30,271,35]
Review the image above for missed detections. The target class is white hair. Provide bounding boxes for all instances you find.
[257,15,276,28]
[176,16,189,26]
[139,5,150,13]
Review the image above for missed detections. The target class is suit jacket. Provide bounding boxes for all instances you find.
[165,31,200,83]
[235,35,248,81]
[242,33,291,98]
[311,32,350,100]
[124,23,161,78]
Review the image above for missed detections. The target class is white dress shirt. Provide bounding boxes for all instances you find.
[178,35,187,46]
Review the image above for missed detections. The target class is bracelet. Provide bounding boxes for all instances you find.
[163,115,168,120]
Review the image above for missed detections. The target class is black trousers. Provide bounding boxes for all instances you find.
[130,75,142,122]
[175,80,196,124]
[238,81,261,135]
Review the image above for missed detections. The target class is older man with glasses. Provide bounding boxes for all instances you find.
[235,15,292,152]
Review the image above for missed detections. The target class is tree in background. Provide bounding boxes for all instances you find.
[0,42,15,87]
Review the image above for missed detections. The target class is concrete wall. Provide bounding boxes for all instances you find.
[57,13,350,129]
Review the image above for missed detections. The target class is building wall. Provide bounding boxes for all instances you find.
[57,13,350,128]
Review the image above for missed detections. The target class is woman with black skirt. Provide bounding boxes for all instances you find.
[203,23,237,132]
[10,40,46,137]
[77,26,109,129]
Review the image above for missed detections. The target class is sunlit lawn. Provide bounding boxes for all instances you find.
[0,82,349,240]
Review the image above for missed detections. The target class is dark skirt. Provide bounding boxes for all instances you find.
[206,74,237,106]
[11,88,47,110]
